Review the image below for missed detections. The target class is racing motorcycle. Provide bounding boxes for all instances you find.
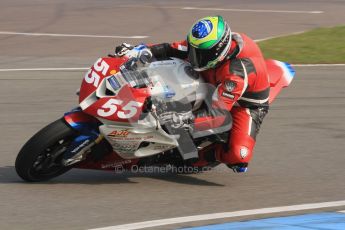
[15,46,295,182]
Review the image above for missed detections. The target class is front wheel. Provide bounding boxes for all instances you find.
[15,119,77,182]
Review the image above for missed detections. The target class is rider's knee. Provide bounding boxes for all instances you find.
[220,131,255,165]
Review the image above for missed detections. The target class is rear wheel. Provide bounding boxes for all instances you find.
[15,119,77,182]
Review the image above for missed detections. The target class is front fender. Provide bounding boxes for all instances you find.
[63,108,100,132]
[62,108,103,165]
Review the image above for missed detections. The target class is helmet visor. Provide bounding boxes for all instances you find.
[188,45,219,70]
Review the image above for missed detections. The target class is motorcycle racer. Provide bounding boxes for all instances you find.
[115,15,270,173]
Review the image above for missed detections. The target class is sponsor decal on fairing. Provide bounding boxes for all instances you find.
[107,129,130,138]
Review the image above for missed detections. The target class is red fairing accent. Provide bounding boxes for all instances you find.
[79,57,126,103]
[83,86,149,122]
[79,56,150,123]
[64,111,99,125]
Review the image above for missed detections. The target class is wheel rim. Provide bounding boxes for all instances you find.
[30,136,74,177]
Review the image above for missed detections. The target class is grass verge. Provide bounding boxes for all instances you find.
[258,26,345,64]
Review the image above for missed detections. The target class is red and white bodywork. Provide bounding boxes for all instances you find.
[74,57,209,167]
[15,47,295,182]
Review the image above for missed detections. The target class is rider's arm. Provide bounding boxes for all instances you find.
[193,63,247,131]
[193,62,248,132]
[211,58,252,111]
[149,40,188,59]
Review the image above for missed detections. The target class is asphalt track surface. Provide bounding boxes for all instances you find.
[1,0,345,229]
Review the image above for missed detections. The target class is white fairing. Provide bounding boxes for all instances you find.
[90,59,208,159]
[99,118,178,159]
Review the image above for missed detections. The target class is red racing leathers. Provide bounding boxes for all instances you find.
[150,33,270,167]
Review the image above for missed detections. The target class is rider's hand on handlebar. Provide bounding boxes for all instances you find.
[138,49,153,64]
[116,43,153,66]
[131,45,153,64]
[115,43,134,57]
[115,43,152,59]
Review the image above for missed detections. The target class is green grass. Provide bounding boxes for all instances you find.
[258,26,345,64]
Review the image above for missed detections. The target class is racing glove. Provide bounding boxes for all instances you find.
[115,43,134,57]
[115,43,153,63]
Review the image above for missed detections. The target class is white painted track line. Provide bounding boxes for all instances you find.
[89,200,345,230]
[254,31,306,42]
[1,64,345,72]
[182,7,323,14]
[0,31,148,39]
[293,64,345,67]
[118,5,323,14]
[0,67,88,72]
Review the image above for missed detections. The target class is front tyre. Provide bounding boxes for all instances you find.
[15,119,77,182]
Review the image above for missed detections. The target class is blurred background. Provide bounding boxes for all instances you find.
[1,0,344,68]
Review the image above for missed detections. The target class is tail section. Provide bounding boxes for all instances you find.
[266,59,295,104]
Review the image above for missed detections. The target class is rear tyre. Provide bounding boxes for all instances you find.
[15,119,77,182]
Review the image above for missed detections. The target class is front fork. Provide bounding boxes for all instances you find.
[62,108,104,166]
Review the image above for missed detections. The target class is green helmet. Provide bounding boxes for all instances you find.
[187,16,232,71]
